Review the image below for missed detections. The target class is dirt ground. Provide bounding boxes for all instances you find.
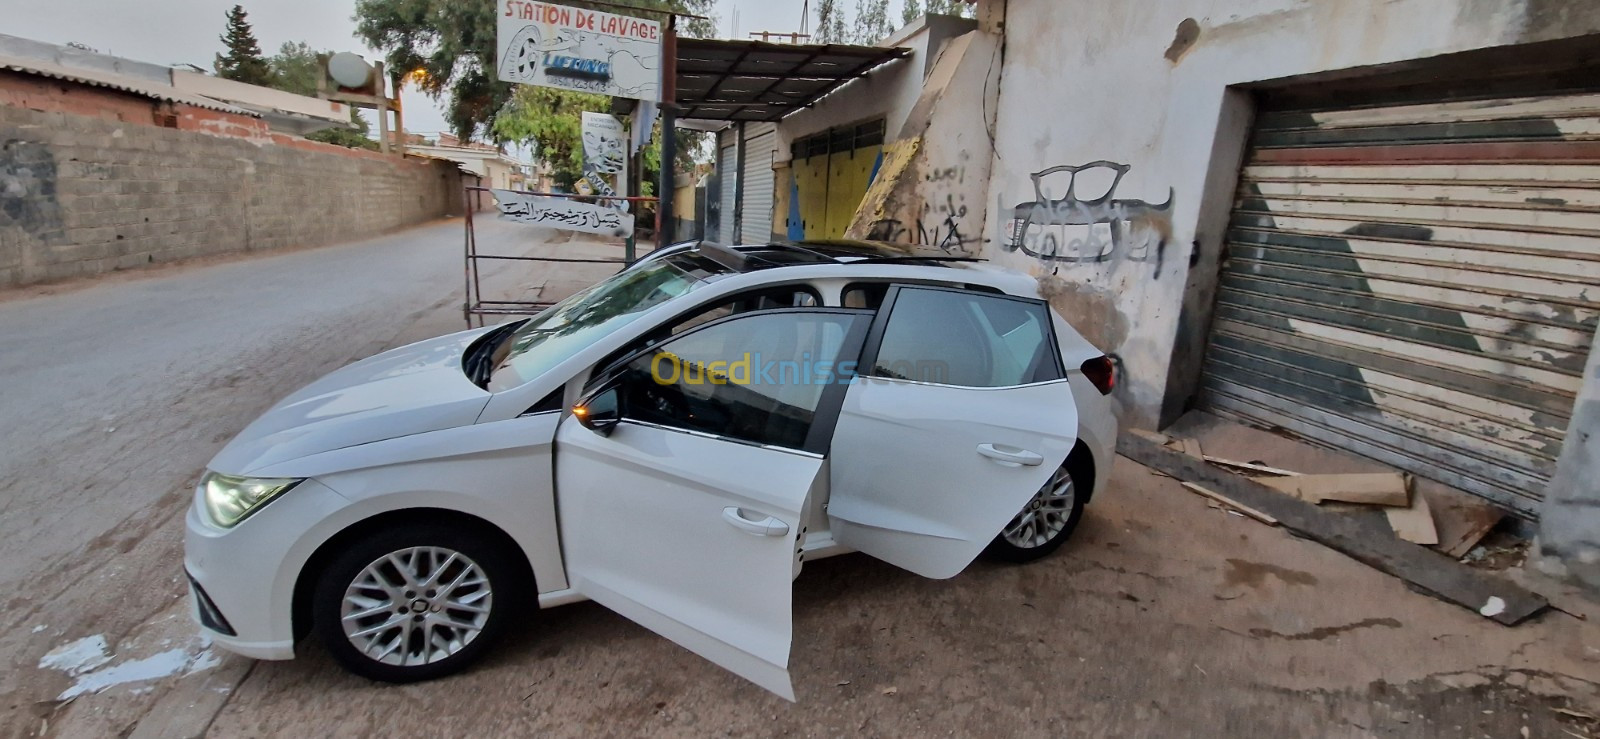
[4,223,1599,737]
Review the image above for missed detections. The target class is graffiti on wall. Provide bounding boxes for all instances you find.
[999,160,1173,269]
[864,162,982,254]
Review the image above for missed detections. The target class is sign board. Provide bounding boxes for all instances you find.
[493,189,635,237]
[581,112,625,175]
[498,1,662,101]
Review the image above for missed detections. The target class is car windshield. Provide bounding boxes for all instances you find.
[486,253,728,391]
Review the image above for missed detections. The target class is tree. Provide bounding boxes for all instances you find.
[900,0,922,25]
[924,0,974,18]
[263,41,379,150]
[308,110,381,151]
[815,0,849,43]
[492,86,610,191]
[853,0,892,43]
[214,5,273,86]
[355,0,718,143]
[267,41,320,96]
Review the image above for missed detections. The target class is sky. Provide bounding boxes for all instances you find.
[7,0,913,140]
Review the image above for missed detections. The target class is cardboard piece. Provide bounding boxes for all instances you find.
[1385,489,1440,545]
[1257,473,1411,507]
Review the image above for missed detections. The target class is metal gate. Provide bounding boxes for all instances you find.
[1201,89,1600,518]
[741,126,777,244]
[718,140,737,244]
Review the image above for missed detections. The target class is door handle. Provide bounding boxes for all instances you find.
[977,443,1045,467]
[722,507,790,537]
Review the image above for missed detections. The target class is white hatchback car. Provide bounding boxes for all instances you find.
[184,241,1119,700]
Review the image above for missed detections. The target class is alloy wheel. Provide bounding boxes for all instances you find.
[1000,465,1076,549]
[340,546,494,667]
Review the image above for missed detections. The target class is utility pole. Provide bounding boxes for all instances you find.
[657,14,678,248]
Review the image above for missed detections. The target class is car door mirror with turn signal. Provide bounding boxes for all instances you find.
[573,383,623,436]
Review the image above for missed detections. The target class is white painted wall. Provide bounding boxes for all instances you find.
[982,0,1599,429]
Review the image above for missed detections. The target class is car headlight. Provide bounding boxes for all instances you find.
[201,472,303,528]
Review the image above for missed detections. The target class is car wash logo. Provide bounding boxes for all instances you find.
[542,53,611,82]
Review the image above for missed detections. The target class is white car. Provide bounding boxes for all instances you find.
[184,241,1120,700]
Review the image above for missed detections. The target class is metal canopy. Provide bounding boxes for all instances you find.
[674,39,910,122]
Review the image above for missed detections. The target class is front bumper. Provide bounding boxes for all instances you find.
[184,477,351,661]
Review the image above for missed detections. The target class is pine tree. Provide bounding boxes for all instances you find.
[214,5,273,86]
[816,0,845,43]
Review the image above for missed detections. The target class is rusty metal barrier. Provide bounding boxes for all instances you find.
[462,186,659,327]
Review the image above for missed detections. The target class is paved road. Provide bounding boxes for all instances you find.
[4,222,1600,737]
[0,218,619,736]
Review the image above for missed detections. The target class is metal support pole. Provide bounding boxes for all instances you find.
[657,17,678,249]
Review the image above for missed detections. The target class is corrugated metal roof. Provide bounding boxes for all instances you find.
[675,39,910,122]
[0,53,258,117]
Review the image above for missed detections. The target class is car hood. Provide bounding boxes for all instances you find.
[209,327,495,476]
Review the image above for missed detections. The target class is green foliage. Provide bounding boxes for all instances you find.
[262,40,379,150]
[853,0,892,43]
[900,0,922,25]
[355,0,718,143]
[924,0,973,17]
[492,86,609,190]
[214,5,273,85]
[815,0,848,43]
[307,110,381,151]
[267,41,321,97]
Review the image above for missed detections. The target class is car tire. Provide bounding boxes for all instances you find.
[984,462,1086,563]
[312,522,522,683]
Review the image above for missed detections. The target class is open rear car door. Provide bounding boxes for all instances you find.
[826,286,1079,578]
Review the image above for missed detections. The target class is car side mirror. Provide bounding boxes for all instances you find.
[573,383,623,437]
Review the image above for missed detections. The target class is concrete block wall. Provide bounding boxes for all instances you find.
[0,104,460,288]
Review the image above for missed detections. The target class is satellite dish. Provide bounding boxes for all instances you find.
[327,52,373,89]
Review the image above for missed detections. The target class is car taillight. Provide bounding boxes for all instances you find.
[1081,356,1116,395]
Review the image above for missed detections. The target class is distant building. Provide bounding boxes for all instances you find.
[0,33,355,137]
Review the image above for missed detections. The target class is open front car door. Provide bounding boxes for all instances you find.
[555,309,870,701]
[828,286,1079,579]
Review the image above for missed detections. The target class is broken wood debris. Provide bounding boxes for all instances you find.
[1118,432,1548,625]
[1180,482,1279,526]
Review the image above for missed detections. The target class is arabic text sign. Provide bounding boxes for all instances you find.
[493,190,635,237]
[498,1,662,101]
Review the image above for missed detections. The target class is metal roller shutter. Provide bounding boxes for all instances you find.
[741,127,777,244]
[718,140,737,244]
[1201,89,1600,519]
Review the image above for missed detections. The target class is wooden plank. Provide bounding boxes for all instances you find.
[1201,455,1301,477]
[1385,489,1440,545]
[1118,433,1547,625]
[1257,472,1412,507]
[1176,438,1205,459]
[1180,482,1281,525]
[1433,495,1508,558]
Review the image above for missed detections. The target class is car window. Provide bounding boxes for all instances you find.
[669,286,820,336]
[870,287,1060,388]
[616,311,860,451]
[841,282,889,310]
[590,285,822,381]
[486,254,728,391]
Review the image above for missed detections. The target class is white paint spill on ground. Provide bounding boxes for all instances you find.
[38,635,112,677]
[184,649,220,676]
[39,634,223,700]
[58,649,194,700]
